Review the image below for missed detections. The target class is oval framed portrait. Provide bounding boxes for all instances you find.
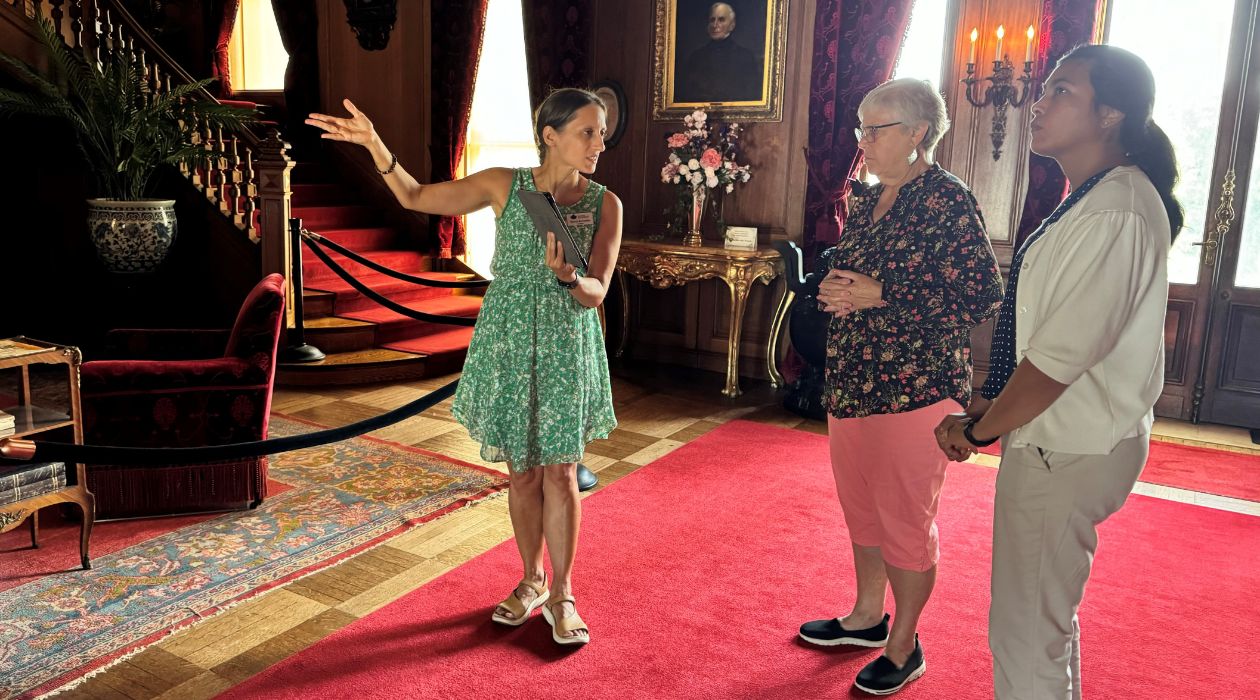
[591,80,628,148]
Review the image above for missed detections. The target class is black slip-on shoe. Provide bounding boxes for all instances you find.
[798,612,890,647]
[853,635,926,695]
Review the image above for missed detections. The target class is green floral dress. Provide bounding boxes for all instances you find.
[451,167,617,471]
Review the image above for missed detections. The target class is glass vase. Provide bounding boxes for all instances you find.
[683,182,706,247]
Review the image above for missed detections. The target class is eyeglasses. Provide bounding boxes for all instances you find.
[854,121,903,142]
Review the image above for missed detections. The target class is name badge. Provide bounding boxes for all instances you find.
[565,212,595,227]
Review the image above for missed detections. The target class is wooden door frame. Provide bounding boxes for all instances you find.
[1155,0,1259,422]
[1196,0,1260,428]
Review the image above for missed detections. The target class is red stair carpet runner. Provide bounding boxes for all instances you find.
[979,439,1260,502]
[227,420,1260,699]
[291,164,479,372]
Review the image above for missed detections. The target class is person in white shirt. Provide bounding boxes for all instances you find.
[935,45,1183,699]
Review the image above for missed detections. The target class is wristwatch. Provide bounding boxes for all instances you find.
[962,420,999,448]
[555,275,579,289]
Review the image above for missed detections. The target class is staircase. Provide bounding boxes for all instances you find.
[0,0,485,386]
[279,163,484,385]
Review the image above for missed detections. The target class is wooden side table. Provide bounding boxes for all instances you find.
[0,337,95,570]
[615,239,795,398]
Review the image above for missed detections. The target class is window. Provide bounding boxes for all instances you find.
[227,0,288,92]
[860,0,950,184]
[1106,0,1236,285]
[893,0,949,88]
[460,0,536,277]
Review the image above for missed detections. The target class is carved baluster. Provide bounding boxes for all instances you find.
[217,127,232,216]
[151,62,163,100]
[228,137,246,226]
[48,0,64,36]
[203,121,219,204]
[68,0,83,50]
[189,114,205,189]
[94,6,110,62]
[177,98,192,179]
[137,48,150,103]
[242,147,259,238]
[99,6,114,63]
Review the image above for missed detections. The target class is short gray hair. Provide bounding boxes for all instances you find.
[859,78,950,158]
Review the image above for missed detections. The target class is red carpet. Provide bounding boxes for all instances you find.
[979,439,1260,502]
[293,163,482,370]
[0,480,292,592]
[225,420,1260,699]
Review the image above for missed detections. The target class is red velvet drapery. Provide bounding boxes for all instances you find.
[802,0,915,262]
[521,0,594,111]
[429,1,490,259]
[270,0,321,158]
[1013,0,1106,248]
[210,0,241,97]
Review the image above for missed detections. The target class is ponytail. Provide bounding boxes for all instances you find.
[1121,119,1184,240]
[1061,44,1185,241]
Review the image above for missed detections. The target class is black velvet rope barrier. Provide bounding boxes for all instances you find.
[302,230,491,289]
[302,237,478,327]
[0,379,458,465]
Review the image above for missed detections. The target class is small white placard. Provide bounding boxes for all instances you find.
[724,226,758,251]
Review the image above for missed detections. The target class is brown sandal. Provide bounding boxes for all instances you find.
[491,577,549,626]
[541,595,589,645]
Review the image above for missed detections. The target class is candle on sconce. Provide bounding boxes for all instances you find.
[1025,25,1035,63]
[995,25,1005,62]
[969,27,978,65]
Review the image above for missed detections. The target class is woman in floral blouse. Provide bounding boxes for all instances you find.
[797,78,1003,695]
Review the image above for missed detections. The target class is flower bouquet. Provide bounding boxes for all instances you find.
[659,110,752,246]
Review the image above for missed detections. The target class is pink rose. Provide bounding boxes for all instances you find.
[700,148,722,169]
[667,133,689,148]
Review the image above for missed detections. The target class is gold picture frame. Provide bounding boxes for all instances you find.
[652,0,789,122]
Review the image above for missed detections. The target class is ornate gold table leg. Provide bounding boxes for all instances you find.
[767,280,795,389]
[722,270,752,398]
[616,269,631,358]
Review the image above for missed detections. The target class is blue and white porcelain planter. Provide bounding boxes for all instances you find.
[86,199,178,274]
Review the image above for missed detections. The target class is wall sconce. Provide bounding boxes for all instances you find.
[342,0,398,51]
[962,25,1035,160]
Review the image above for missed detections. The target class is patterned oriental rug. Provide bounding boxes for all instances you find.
[0,415,506,700]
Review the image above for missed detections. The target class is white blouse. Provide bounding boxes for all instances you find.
[1008,166,1170,455]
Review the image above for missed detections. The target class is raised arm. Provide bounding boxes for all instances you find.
[307,98,511,216]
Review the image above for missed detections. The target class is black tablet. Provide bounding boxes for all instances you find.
[517,189,589,269]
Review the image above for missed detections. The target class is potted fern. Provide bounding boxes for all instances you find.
[0,17,256,273]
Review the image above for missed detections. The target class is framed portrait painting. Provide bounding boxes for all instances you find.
[652,0,789,122]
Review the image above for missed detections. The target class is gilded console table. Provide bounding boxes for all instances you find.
[615,239,795,398]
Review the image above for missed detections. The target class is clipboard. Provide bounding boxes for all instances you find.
[517,189,589,269]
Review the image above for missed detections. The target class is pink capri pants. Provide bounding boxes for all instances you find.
[827,399,956,572]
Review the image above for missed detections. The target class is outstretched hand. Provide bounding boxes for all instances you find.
[306,99,378,147]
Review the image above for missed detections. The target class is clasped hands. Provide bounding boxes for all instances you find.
[817,269,886,317]
[934,413,979,462]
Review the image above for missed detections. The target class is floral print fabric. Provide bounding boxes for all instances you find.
[451,168,617,470]
[824,165,1004,419]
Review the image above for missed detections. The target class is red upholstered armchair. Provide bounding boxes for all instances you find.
[80,274,287,518]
